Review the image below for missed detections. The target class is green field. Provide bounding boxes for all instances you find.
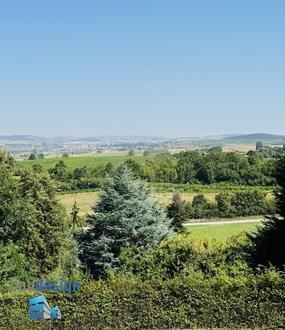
[59,190,262,241]
[187,222,261,240]
[59,191,218,217]
[20,154,146,171]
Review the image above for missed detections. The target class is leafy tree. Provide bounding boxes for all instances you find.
[250,156,285,268]
[78,165,172,278]
[62,153,69,157]
[49,160,69,182]
[72,166,88,180]
[231,190,267,217]
[256,141,263,150]
[146,153,177,183]
[196,166,215,184]
[209,146,223,153]
[175,151,199,184]
[0,164,32,247]
[143,150,150,157]
[128,149,135,156]
[105,162,114,174]
[247,150,256,158]
[215,193,232,217]
[0,156,67,275]
[190,194,209,219]
[0,149,15,169]
[19,169,67,274]
[167,192,187,232]
[122,159,141,178]
[28,153,37,160]
[0,243,29,287]
[71,200,80,232]
[38,153,45,159]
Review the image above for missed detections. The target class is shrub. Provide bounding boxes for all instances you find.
[0,270,285,329]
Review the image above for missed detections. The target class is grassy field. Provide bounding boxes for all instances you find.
[59,188,273,217]
[59,190,263,241]
[20,154,146,171]
[59,191,218,217]
[187,222,261,241]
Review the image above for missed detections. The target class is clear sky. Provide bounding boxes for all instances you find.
[0,0,284,137]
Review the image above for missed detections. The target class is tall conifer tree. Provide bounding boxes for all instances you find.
[78,165,171,278]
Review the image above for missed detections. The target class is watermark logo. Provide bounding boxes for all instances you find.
[29,295,62,320]
[14,278,80,294]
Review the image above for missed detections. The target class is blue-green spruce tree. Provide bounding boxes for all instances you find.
[78,165,172,278]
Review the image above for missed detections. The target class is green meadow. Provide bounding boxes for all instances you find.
[59,190,218,217]
[59,190,262,241]
[20,154,146,171]
[187,222,261,241]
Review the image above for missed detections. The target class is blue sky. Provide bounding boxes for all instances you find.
[0,0,284,137]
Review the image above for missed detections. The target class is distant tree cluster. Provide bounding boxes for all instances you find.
[129,151,275,186]
[48,160,114,191]
[28,153,45,160]
[45,150,276,192]
[247,142,285,158]
[167,190,275,222]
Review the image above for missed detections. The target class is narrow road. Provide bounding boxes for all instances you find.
[184,218,265,226]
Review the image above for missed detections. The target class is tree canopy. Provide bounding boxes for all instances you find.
[0,152,67,275]
[250,156,285,268]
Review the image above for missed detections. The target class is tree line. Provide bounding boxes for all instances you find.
[39,150,276,192]
[167,190,275,230]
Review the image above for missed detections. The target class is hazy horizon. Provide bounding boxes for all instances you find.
[1,1,284,137]
[1,132,285,140]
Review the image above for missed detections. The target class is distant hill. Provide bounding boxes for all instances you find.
[1,133,284,156]
[223,133,285,144]
[0,135,41,141]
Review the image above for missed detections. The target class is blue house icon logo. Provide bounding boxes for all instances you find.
[29,295,62,320]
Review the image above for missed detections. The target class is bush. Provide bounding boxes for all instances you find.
[0,244,30,290]
[119,234,250,280]
[0,269,285,329]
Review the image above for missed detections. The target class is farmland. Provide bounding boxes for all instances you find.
[23,152,276,240]
[187,221,261,241]
[20,154,146,171]
[59,190,218,217]
[59,190,264,241]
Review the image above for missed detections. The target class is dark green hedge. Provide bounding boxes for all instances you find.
[0,275,285,329]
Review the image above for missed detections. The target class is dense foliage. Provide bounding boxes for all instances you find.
[169,190,275,220]
[36,150,276,192]
[1,236,285,329]
[167,192,187,231]
[0,149,67,276]
[249,143,285,158]
[250,156,285,268]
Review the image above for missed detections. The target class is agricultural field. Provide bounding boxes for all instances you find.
[59,190,262,241]
[20,154,146,171]
[187,221,261,241]
[59,191,218,217]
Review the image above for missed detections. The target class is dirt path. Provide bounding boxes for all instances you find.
[184,218,265,226]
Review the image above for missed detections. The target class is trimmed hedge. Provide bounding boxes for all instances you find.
[0,274,285,329]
